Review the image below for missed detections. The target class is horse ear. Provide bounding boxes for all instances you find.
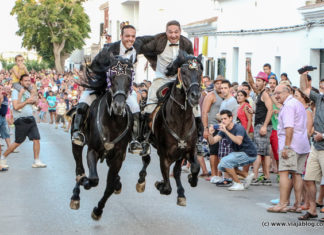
[129,55,134,63]
[197,54,203,63]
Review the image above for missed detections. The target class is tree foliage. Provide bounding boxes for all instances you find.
[11,0,91,73]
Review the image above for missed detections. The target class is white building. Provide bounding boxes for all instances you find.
[211,0,324,86]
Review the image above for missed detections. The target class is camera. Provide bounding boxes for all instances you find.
[298,66,317,75]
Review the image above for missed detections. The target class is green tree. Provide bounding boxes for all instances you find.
[11,0,91,73]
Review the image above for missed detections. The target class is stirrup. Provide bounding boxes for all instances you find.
[72,132,85,146]
[128,140,143,154]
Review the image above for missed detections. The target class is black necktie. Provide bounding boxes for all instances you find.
[125,47,133,53]
[169,43,179,47]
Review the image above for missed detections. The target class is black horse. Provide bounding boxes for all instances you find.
[69,55,133,220]
[136,51,203,206]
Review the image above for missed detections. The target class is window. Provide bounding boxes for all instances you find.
[205,58,215,79]
[217,58,226,78]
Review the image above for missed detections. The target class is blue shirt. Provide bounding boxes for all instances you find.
[47,96,57,110]
[218,123,257,157]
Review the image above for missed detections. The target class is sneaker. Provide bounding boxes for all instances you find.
[210,176,222,184]
[271,199,280,205]
[12,150,19,153]
[244,173,255,189]
[257,174,265,181]
[228,182,245,191]
[262,178,272,186]
[251,178,261,186]
[216,178,233,187]
[0,159,9,168]
[32,160,47,168]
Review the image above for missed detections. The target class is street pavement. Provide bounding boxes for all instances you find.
[0,123,323,235]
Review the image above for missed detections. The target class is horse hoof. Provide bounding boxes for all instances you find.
[188,174,198,187]
[70,200,80,210]
[177,197,186,207]
[114,188,122,194]
[91,211,102,221]
[136,182,146,193]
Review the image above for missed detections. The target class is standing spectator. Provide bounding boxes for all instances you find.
[236,90,253,138]
[0,74,46,169]
[46,90,57,124]
[298,71,324,221]
[247,67,273,186]
[319,79,324,95]
[55,97,66,129]
[202,77,223,183]
[263,63,277,81]
[38,96,48,123]
[267,84,310,213]
[242,82,255,110]
[218,80,238,122]
[208,110,256,191]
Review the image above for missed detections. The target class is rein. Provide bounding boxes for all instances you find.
[161,102,196,149]
[96,93,131,152]
[170,67,200,110]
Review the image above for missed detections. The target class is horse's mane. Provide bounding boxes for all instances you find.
[165,50,203,77]
[79,55,134,91]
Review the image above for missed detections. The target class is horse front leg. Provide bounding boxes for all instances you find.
[155,157,172,195]
[91,153,124,221]
[136,154,151,193]
[86,149,99,188]
[70,143,89,209]
[187,153,200,187]
[173,159,186,206]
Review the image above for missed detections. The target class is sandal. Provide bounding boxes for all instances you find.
[320,207,324,213]
[287,206,302,213]
[298,212,318,220]
[300,205,310,210]
[267,205,288,213]
[319,217,324,222]
[199,173,209,178]
[215,178,233,187]
[316,202,324,208]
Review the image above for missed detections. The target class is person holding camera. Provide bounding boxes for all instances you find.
[0,74,46,169]
[208,110,256,191]
[299,66,324,221]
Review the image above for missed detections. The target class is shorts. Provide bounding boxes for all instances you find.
[218,152,256,172]
[56,114,65,123]
[209,131,219,155]
[270,130,279,161]
[304,146,324,182]
[278,150,307,175]
[0,116,10,139]
[253,124,272,156]
[48,109,56,113]
[14,116,40,144]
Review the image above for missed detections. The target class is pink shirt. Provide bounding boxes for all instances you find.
[278,95,310,154]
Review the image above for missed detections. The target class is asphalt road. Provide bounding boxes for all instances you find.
[0,123,323,235]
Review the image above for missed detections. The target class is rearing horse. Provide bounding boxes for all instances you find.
[69,55,134,220]
[137,51,203,206]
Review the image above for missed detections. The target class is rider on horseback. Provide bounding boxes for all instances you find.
[72,25,143,153]
[136,20,204,156]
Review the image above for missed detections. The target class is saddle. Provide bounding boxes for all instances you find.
[156,81,174,104]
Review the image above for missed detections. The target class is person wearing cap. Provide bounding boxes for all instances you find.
[202,76,224,183]
[247,65,273,186]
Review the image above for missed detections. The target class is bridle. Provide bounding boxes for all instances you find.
[170,60,202,110]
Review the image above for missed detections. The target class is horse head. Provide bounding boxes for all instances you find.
[106,54,134,116]
[166,50,203,107]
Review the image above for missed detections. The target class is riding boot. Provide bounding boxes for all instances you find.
[128,112,143,154]
[140,113,151,156]
[71,103,89,146]
[195,117,204,156]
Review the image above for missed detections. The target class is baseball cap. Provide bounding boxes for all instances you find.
[255,71,268,83]
[206,84,214,92]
